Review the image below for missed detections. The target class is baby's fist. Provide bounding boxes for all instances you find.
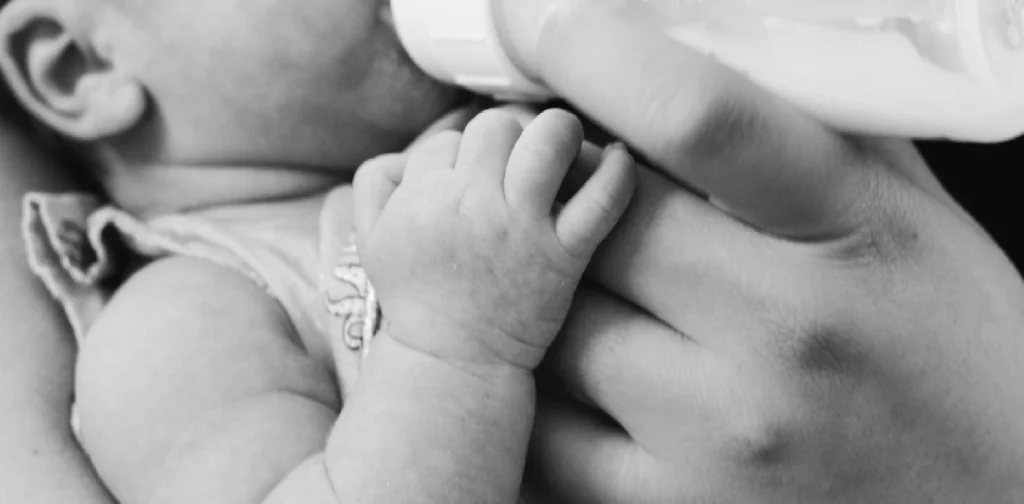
[354,109,635,371]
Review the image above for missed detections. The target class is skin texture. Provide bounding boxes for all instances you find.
[355,110,635,372]
[515,4,1024,503]
[0,0,463,215]
[0,117,113,504]
[2,0,1024,503]
[71,110,632,504]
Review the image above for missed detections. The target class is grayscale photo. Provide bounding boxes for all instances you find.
[1,0,1022,502]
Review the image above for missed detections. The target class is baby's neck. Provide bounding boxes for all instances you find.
[101,160,351,219]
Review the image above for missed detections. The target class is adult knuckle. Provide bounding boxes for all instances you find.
[728,418,873,499]
[825,167,925,265]
[786,320,869,379]
[690,96,762,161]
[845,207,923,266]
[734,320,896,488]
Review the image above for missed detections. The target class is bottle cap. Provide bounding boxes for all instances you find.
[390,0,554,101]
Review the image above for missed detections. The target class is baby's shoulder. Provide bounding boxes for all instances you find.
[90,255,298,347]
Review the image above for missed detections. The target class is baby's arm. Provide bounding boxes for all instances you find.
[266,329,538,503]
[274,108,635,503]
[75,256,342,503]
[316,108,635,503]
[78,108,632,504]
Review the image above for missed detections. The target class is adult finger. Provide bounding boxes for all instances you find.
[553,141,804,334]
[542,284,766,459]
[536,3,878,239]
[586,161,808,334]
[530,385,739,503]
[527,393,659,504]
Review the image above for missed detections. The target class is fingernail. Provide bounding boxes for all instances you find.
[603,141,627,160]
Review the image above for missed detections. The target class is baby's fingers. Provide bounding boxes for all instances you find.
[504,109,584,216]
[556,143,635,259]
[353,153,406,248]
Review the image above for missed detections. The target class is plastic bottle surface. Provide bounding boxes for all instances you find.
[389,0,1024,142]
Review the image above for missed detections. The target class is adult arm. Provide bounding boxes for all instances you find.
[0,118,115,503]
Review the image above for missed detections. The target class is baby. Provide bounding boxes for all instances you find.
[0,0,635,502]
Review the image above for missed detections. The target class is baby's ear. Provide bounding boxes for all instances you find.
[0,0,145,141]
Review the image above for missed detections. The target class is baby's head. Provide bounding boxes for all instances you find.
[0,0,461,177]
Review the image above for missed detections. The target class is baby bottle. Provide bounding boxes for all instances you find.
[388,0,1024,142]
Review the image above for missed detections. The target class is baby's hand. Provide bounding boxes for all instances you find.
[354,109,635,372]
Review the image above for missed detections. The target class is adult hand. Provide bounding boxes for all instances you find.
[520,5,1024,503]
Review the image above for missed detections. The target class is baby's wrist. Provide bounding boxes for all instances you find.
[378,298,551,372]
[328,327,537,503]
[376,315,541,384]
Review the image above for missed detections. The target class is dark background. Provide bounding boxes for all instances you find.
[919,139,1022,269]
